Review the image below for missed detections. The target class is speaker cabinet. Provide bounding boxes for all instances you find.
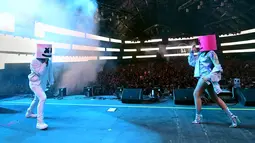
[234,88,255,106]
[173,88,194,105]
[121,88,143,103]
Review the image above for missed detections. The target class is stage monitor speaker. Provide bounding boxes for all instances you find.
[218,89,236,103]
[84,87,93,97]
[173,88,194,105]
[121,88,143,103]
[234,88,255,106]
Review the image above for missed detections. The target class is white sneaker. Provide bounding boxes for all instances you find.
[36,122,48,130]
[25,112,37,118]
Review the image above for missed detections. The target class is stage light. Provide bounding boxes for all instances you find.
[221,39,255,46]
[35,22,85,38]
[122,56,132,59]
[165,39,255,51]
[168,37,198,41]
[86,33,109,42]
[124,41,140,44]
[110,38,122,43]
[166,45,199,50]
[53,43,71,49]
[72,45,105,51]
[223,48,255,53]
[124,49,137,52]
[140,48,159,51]
[164,53,189,57]
[167,28,255,39]
[106,48,120,52]
[219,28,255,37]
[144,39,162,43]
[164,53,198,57]
[136,55,157,58]
[99,56,118,60]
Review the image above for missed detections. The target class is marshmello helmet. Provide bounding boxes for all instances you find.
[36,44,52,59]
[198,34,217,52]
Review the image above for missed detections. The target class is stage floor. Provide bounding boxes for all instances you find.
[0,95,255,143]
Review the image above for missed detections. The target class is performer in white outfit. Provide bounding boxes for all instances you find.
[25,44,54,130]
[188,35,240,128]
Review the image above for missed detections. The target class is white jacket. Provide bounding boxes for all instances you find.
[28,58,54,91]
[188,51,223,94]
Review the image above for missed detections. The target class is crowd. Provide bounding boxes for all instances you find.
[1,55,254,97]
[95,57,255,94]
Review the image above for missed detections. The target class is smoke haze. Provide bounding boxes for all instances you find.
[1,0,107,94]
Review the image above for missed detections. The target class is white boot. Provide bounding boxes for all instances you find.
[25,110,37,118]
[36,117,48,130]
[229,115,241,128]
[192,114,203,124]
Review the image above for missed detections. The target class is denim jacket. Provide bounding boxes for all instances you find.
[188,50,223,94]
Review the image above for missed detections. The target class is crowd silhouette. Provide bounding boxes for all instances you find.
[95,57,255,95]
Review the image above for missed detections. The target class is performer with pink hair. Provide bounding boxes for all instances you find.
[25,44,54,130]
[188,35,240,127]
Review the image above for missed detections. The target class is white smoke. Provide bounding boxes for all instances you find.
[57,61,105,95]
[1,0,107,94]
[153,40,197,61]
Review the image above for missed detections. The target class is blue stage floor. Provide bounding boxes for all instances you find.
[0,95,255,143]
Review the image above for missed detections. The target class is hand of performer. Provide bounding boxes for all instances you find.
[191,45,197,52]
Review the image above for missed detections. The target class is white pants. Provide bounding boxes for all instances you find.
[27,85,47,122]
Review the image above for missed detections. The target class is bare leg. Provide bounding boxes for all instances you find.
[206,85,227,110]
[192,78,208,123]
[206,84,240,128]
